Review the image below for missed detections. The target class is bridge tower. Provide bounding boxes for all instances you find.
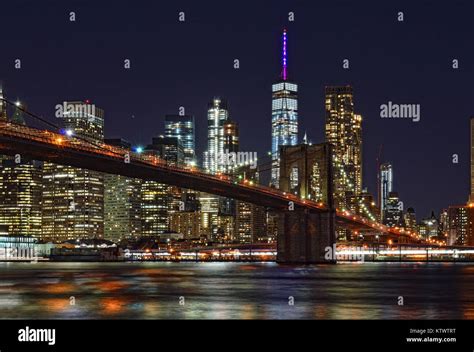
[276,143,336,263]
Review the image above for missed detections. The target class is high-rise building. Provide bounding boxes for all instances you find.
[439,209,449,235]
[384,192,404,227]
[235,201,266,243]
[0,96,42,238]
[141,180,168,236]
[200,193,219,240]
[0,86,7,121]
[140,141,177,237]
[62,101,104,142]
[0,159,43,237]
[235,167,265,244]
[216,214,234,243]
[404,207,417,232]
[41,101,104,241]
[149,135,186,220]
[169,211,201,239]
[418,211,439,239]
[164,116,199,229]
[103,139,141,242]
[204,97,229,174]
[447,205,474,246]
[203,97,239,174]
[0,87,8,167]
[104,174,142,242]
[271,29,298,187]
[224,120,239,154]
[202,98,239,239]
[470,117,474,202]
[325,86,362,211]
[150,136,185,167]
[164,114,196,166]
[379,163,393,220]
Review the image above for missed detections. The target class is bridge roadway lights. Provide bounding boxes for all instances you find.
[277,209,336,264]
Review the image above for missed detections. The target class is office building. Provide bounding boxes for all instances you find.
[379,163,393,220]
[271,29,298,187]
[103,139,141,242]
[384,192,404,227]
[165,114,196,166]
[41,101,104,241]
[0,159,43,237]
[204,97,229,174]
[447,205,474,246]
[324,86,362,211]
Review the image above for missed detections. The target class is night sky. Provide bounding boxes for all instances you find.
[1,0,473,218]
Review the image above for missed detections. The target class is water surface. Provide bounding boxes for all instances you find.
[0,262,473,319]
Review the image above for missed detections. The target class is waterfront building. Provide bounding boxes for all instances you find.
[42,101,104,241]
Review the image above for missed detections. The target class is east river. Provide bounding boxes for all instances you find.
[0,262,473,319]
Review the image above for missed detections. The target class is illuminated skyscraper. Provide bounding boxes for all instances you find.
[150,135,185,219]
[204,97,239,174]
[324,86,362,210]
[0,159,43,237]
[0,86,7,121]
[235,166,265,244]
[62,101,104,142]
[165,115,195,166]
[200,193,219,239]
[169,211,201,239]
[41,101,104,241]
[384,192,404,227]
[140,138,185,237]
[164,116,199,223]
[202,98,238,240]
[204,97,229,174]
[0,95,43,237]
[271,29,298,187]
[379,163,393,219]
[141,179,168,236]
[150,136,185,167]
[224,120,239,154]
[447,205,474,246]
[470,117,474,202]
[103,139,142,242]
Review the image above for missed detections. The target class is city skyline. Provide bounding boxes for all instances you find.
[0,1,472,218]
[0,81,471,221]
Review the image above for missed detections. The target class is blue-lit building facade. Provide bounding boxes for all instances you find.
[164,114,195,166]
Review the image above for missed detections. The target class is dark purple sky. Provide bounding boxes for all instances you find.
[1,0,473,219]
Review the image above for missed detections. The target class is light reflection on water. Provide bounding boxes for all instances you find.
[0,262,473,319]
